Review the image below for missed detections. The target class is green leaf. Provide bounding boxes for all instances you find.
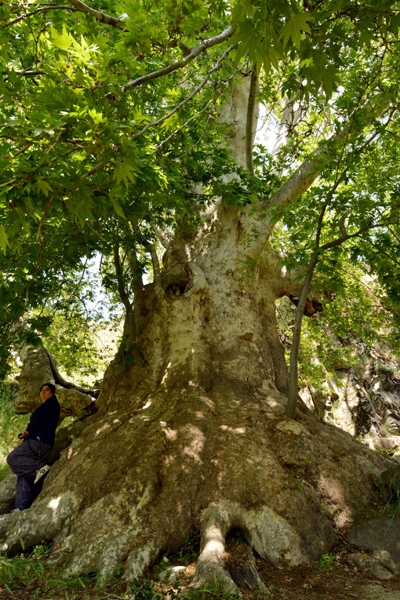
[50,25,73,51]
[110,196,126,219]
[113,162,136,187]
[279,12,313,48]
[35,179,52,197]
[0,225,8,254]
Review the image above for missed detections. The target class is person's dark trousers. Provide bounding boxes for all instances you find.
[7,439,52,510]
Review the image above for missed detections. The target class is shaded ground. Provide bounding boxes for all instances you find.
[1,540,400,600]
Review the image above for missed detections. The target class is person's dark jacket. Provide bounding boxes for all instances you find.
[27,395,60,446]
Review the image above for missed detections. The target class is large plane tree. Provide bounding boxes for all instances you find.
[1,0,400,590]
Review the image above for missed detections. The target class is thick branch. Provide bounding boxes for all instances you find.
[265,94,396,213]
[45,348,96,395]
[113,244,137,344]
[122,26,234,92]
[127,249,143,293]
[267,127,350,211]
[66,0,125,29]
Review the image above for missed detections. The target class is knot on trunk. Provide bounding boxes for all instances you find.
[161,264,193,296]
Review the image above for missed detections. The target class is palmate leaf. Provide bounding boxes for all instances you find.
[35,179,52,197]
[50,25,73,51]
[113,162,136,187]
[279,12,313,48]
[70,200,95,226]
[109,192,127,219]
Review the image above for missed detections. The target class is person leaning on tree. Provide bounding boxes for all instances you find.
[7,382,60,511]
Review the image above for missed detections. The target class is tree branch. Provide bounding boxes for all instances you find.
[151,224,174,249]
[131,223,161,284]
[3,5,78,28]
[285,211,396,419]
[113,243,129,306]
[246,67,258,176]
[113,243,137,345]
[127,249,143,293]
[122,26,234,92]
[265,94,397,213]
[130,45,235,140]
[37,195,54,242]
[66,0,125,29]
[156,99,212,150]
[267,126,351,211]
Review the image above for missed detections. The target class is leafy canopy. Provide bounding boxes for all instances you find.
[1,0,400,377]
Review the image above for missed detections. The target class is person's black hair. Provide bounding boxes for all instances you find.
[39,382,56,395]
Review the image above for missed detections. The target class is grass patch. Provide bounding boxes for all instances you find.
[0,543,272,600]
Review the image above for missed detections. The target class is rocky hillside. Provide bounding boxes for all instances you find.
[301,337,400,454]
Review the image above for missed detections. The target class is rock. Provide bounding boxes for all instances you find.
[362,437,400,451]
[372,549,399,574]
[159,566,186,584]
[348,550,398,580]
[346,518,400,562]
[0,473,17,515]
[370,561,396,580]
[16,346,54,413]
[348,552,371,570]
[55,386,92,418]
[15,345,93,417]
[363,584,400,600]
[275,419,311,436]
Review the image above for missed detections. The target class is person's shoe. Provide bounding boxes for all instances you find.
[34,464,50,484]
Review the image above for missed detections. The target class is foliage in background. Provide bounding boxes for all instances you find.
[276,262,399,398]
[0,383,27,481]
[1,0,400,385]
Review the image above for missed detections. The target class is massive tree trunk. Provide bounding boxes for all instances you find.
[0,78,390,591]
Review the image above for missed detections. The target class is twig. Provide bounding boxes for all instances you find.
[64,202,107,241]
[0,178,17,188]
[131,45,235,140]
[13,142,33,158]
[156,99,212,149]
[79,161,106,182]
[37,195,55,241]
[3,5,78,28]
